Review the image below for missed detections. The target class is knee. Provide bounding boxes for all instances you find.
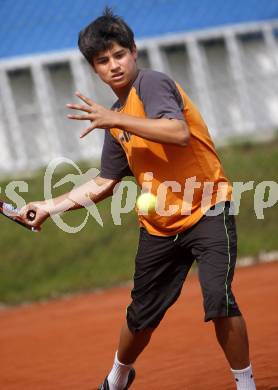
[203,288,241,322]
[126,303,163,332]
[212,315,244,330]
[134,327,155,340]
[127,311,156,335]
[212,316,228,324]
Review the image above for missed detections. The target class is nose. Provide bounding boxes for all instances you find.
[110,57,120,72]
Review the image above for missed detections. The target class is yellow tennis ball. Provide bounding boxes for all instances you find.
[136,193,157,214]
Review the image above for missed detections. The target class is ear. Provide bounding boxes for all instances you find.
[131,45,138,61]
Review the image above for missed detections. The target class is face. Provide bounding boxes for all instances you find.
[92,42,138,90]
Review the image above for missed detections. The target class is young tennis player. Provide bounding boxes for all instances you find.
[21,8,257,390]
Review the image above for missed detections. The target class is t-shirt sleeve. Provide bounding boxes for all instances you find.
[100,130,133,180]
[138,70,185,121]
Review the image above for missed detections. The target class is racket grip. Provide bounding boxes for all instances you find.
[27,210,36,221]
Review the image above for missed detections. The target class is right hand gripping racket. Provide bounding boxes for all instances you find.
[0,199,39,232]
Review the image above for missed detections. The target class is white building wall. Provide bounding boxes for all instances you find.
[0,20,278,175]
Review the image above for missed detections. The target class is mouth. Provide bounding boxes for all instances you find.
[112,72,124,80]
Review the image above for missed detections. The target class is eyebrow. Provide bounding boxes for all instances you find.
[113,49,126,55]
[95,49,126,62]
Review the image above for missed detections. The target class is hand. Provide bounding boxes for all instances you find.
[19,201,51,230]
[66,91,118,138]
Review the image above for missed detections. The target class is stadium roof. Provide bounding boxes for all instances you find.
[1,0,278,59]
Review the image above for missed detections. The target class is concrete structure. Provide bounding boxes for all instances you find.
[0,1,278,174]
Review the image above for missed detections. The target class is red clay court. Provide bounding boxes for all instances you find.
[1,261,277,390]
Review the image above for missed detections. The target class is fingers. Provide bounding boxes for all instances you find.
[20,204,36,220]
[66,95,97,120]
[75,91,94,105]
[80,124,96,138]
[67,114,94,120]
[66,103,92,113]
[66,91,99,136]
[66,90,96,115]
[20,202,45,222]
[18,207,38,229]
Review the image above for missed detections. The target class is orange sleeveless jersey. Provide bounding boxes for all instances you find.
[101,69,232,236]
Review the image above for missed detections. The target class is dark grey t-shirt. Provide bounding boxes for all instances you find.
[100,69,185,180]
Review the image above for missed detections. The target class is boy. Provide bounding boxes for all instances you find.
[21,8,256,390]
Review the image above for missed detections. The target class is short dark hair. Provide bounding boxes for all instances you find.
[78,7,135,64]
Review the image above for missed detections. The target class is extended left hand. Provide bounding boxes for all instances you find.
[66,91,118,138]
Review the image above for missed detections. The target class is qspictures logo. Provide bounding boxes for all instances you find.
[1,157,278,233]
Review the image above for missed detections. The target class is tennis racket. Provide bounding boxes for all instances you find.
[0,199,38,232]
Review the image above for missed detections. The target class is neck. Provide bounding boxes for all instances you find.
[113,69,139,104]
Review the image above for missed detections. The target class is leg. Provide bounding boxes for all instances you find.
[117,320,154,365]
[101,228,192,389]
[213,316,256,389]
[182,203,256,388]
[104,322,153,390]
[213,315,250,369]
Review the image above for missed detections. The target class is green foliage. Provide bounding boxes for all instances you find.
[218,139,278,256]
[0,139,277,305]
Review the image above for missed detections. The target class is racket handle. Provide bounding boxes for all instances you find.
[27,210,36,221]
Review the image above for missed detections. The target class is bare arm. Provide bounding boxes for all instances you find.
[112,114,188,146]
[46,175,118,213]
[20,176,119,229]
[67,92,189,146]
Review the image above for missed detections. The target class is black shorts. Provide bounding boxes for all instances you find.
[126,202,242,332]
